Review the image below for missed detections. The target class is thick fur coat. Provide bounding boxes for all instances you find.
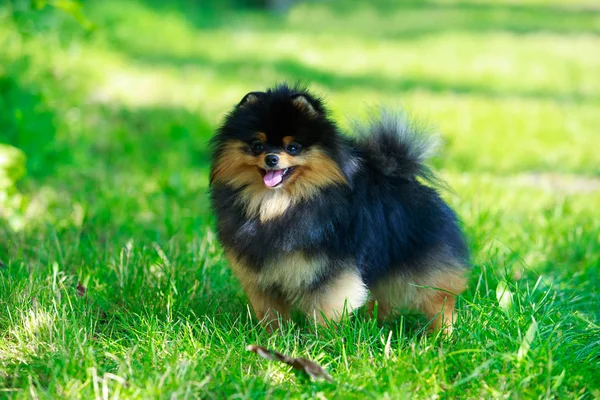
[209,84,469,332]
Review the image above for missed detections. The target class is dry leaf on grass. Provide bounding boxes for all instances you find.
[246,344,333,382]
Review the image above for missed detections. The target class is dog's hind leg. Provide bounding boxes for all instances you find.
[415,269,466,333]
[366,297,393,321]
[302,269,369,326]
[370,267,467,333]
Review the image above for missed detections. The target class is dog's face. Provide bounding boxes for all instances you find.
[210,87,348,220]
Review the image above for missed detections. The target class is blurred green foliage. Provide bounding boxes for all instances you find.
[6,0,93,32]
[0,144,27,229]
[0,144,25,188]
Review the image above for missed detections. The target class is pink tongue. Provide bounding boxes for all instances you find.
[263,169,284,187]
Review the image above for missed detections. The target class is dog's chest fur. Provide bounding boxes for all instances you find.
[256,253,328,297]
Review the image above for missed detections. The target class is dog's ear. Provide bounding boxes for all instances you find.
[237,91,264,108]
[291,94,320,117]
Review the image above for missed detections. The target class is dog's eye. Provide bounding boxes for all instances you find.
[285,142,302,155]
[250,141,265,154]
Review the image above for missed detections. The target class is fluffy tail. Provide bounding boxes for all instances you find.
[354,108,441,183]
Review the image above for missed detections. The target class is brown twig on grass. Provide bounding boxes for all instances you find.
[246,344,333,382]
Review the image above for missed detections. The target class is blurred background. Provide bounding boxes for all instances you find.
[1,0,599,282]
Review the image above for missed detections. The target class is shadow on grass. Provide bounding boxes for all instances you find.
[0,58,213,177]
[118,52,599,104]
[80,0,600,103]
[0,52,216,264]
[0,58,68,179]
[324,0,600,36]
[134,0,600,38]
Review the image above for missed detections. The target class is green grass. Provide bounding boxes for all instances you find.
[1,0,599,398]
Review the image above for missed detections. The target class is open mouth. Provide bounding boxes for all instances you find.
[259,167,296,188]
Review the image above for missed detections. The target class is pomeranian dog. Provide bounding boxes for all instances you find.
[209,84,469,332]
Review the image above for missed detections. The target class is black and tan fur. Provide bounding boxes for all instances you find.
[209,84,469,333]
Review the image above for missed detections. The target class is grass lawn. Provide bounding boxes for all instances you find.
[1,0,599,398]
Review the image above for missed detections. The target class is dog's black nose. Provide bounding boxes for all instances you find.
[265,154,279,167]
